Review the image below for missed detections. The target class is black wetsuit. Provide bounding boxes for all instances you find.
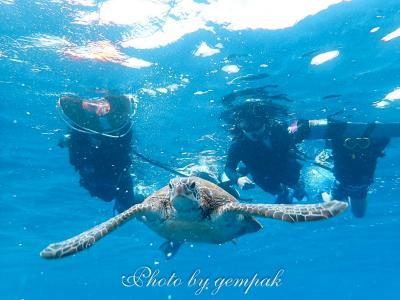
[225,122,306,201]
[67,124,136,212]
[330,137,390,200]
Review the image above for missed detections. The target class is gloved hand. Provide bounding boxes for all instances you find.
[237,176,255,190]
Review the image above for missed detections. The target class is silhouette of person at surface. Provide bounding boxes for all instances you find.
[58,94,143,213]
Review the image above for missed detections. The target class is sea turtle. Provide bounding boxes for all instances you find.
[40,176,347,259]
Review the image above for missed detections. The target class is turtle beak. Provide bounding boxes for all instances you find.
[173,185,186,197]
[171,185,199,211]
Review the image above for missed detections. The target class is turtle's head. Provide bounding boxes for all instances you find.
[169,177,200,212]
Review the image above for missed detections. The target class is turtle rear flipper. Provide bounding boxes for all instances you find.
[159,241,183,259]
[217,200,348,223]
[40,203,149,259]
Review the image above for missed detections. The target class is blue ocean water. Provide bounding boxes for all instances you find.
[1,0,400,299]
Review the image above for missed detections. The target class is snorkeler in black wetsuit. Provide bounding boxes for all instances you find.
[224,101,308,204]
[328,137,390,217]
[59,94,143,213]
[290,118,394,217]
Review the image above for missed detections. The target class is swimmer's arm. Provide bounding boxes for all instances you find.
[224,143,242,184]
[290,119,400,139]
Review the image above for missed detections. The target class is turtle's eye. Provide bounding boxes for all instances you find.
[168,182,173,189]
[189,182,196,190]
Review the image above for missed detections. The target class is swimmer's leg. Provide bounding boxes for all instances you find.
[349,188,368,218]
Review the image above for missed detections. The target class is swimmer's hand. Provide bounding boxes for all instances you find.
[237,176,255,190]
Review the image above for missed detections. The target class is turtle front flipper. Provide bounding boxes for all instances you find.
[40,203,149,259]
[217,200,348,223]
